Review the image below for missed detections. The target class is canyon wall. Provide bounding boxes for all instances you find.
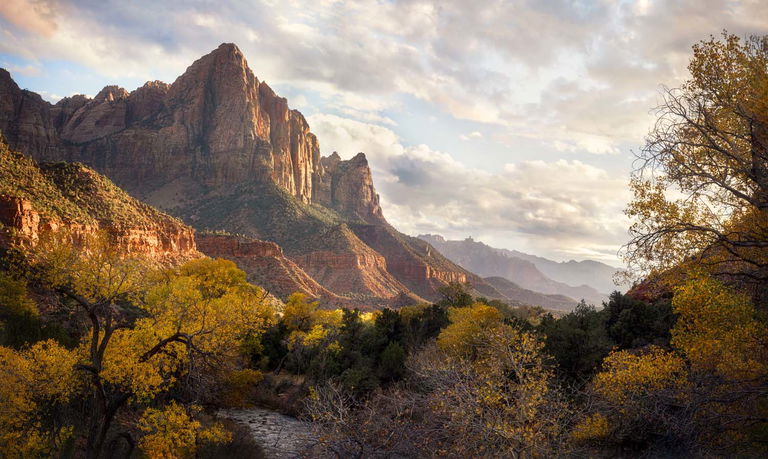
[0,45,314,202]
[196,233,338,301]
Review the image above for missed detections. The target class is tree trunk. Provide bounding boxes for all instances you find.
[750,120,768,209]
[85,395,130,459]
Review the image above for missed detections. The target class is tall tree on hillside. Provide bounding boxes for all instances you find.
[624,33,768,284]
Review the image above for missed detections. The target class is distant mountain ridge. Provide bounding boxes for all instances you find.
[493,248,626,294]
[418,234,617,305]
[483,276,577,311]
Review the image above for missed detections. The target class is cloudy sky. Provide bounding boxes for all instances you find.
[2,0,767,265]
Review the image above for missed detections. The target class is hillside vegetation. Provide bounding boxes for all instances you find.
[0,139,184,228]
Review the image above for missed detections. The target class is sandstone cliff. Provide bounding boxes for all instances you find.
[292,225,409,299]
[0,44,322,202]
[0,45,498,305]
[314,152,384,223]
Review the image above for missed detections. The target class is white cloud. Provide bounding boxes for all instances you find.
[291,94,309,108]
[309,113,630,263]
[3,0,766,156]
[37,90,62,102]
[1,61,41,76]
[459,131,483,141]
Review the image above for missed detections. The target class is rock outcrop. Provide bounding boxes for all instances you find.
[0,45,498,306]
[0,69,59,159]
[0,139,198,264]
[196,233,339,301]
[314,152,384,223]
[292,225,409,299]
[352,224,476,300]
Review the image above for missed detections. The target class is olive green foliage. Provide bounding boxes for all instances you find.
[604,291,675,349]
[255,305,411,396]
[538,294,675,384]
[180,181,344,253]
[538,301,613,384]
[0,270,37,318]
[0,139,183,227]
[0,271,72,349]
[436,281,473,308]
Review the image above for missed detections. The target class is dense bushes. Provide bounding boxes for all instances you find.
[537,293,676,385]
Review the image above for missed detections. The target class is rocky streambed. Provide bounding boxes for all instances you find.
[219,408,317,458]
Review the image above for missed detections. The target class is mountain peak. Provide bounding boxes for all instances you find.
[215,42,241,53]
[176,43,251,85]
[0,68,21,97]
[204,42,246,67]
[351,152,368,165]
[95,85,129,102]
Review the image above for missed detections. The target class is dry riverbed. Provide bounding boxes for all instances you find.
[219,407,317,458]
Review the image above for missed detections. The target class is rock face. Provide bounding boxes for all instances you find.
[352,224,473,300]
[314,152,384,223]
[1,44,322,202]
[0,69,59,159]
[0,140,199,263]
[0,45,499,306]
[196,233,340,301]
[291,225,409,299]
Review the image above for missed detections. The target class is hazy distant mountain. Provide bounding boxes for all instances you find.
[418,234,611,305]
[494,248,626,294]
[483,277,577,311]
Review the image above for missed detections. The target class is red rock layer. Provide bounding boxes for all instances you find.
[196,233,339,301]
[351,224,472,299]
[292,226,410,299]
[0,195,198,263]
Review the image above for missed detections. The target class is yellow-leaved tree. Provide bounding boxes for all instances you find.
[624,33,768,284]
[281,292,342,373]
[574,273,768,455]
[0,339,80,457]
[418,303,568,457]
[137,402,231,459]
[22,231,274,458]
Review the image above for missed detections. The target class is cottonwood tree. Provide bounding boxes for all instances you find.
[625,33,768,284]
[27,231,273,458]
[574,274,768,455]
[0,340,80,457]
